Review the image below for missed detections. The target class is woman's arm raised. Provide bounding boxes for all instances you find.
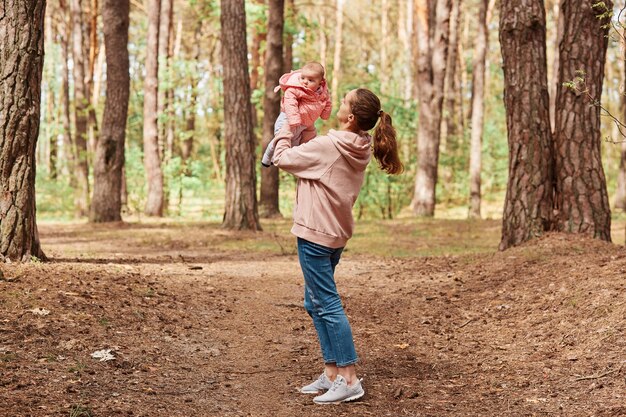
[272,127,338,180]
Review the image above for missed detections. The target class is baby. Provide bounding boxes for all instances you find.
[261,62,332,167]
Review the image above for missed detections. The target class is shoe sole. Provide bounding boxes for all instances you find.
[300,389,322,394]
[313,390,365,404]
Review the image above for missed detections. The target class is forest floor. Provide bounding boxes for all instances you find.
[1,218,625,417]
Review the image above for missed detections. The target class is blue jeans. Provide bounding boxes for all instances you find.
[297,237,358,367]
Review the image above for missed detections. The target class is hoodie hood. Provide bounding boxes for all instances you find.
[328,129,371,171]
[274,70,330,101]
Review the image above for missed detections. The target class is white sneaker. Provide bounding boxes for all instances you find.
[313,375,365,404]
[300,372,333,394]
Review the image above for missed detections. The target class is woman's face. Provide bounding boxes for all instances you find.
[337,90,356,126]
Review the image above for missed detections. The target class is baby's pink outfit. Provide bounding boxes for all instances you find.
[261,70,332,167]
[275,70,332,130]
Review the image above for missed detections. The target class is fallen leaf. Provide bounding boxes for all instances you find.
[29,308,50,316]
[91,349,115,361]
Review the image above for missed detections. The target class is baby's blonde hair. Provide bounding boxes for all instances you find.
[302,62,325,79]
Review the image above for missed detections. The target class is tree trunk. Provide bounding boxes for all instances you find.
[89,0,130,223]
[259,0,285,219]
[331,0,345,108]
[499,0,554,250]
[60,2,75,180]
[70,0,91,217]
[283,0,295,72]
[552,0,612,241]
[548,0,563,132]
[220,0,262,231]
[410,0,451,217]
[87,0,99,153]
[440,0,461,150]
[143,0,164,216]
[181,25,201,162]
[158,0,173,159]
[615,37,626,211]
[468,0,487,219]
[0,0,47,261]
[398,0,414,102]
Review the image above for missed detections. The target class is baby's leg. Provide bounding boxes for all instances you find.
[261,113,288,167]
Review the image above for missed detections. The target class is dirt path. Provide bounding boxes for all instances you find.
[1,222,624,416]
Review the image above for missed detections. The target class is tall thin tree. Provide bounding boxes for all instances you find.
[468,0,488,218]
[330,0,345,108]
[411,0,452,216]
[70,0,91,216]
[259,0,285,218]
[90,0,130,222]
[499,0,554,250]
[143,0,164,216]
[220,0,262,230]
[0,0,47,261]
[553,0,612,240]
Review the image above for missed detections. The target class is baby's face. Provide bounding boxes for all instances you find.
[300,69,323,91]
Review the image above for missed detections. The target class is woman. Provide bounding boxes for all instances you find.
[272,88,403,404]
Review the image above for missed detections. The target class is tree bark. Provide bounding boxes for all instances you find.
[331,0,345,108]
[468,0,487,219]
[440,0,461,150]
[87,0,99,153]
[552,0,612,241]
[548,0,563,132]
[89,0,130,223]
[283,0,295,72]
[220,0,262,231]
[0,0,47,261]
[499,0,554,250]
[410,0,451,217]
[260,0,285,219]
[615,37,626,211]
[59,1,75,180]
[143,0,164,216]
[157,0,173,159]
[70,0,91,217]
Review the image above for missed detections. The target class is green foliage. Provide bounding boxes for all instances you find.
[35,171,74,220]
[124,145,147,216]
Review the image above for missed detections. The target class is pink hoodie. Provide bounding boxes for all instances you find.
[272,127,372,248]
[274,70,332,127]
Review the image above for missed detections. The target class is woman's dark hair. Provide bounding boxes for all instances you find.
[350,88,404,175]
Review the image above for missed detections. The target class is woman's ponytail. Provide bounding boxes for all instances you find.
[351,89,404,175]
[373,112,403,175]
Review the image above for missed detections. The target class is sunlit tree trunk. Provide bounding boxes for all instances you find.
[552,0,612,241]
[284,0,295,72]
[548,0,563,132]
[143,0,164,216]
[331,0,345,108]
[380,0,389,92]
[468,0,487,219]
[181,25,201,162]
[220,0,262,230]
[158,0,173,159]
[613,26,626,212]
[411,0,451,217]
[70,0,91,217]
[87,0,99,153]
[90,0,130,222]
[319,11,327,69]
[0,0,47,261]
[440,0,461,151]
[260,0,285,219]
[499,0,554,250]
[59,1,75,180]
